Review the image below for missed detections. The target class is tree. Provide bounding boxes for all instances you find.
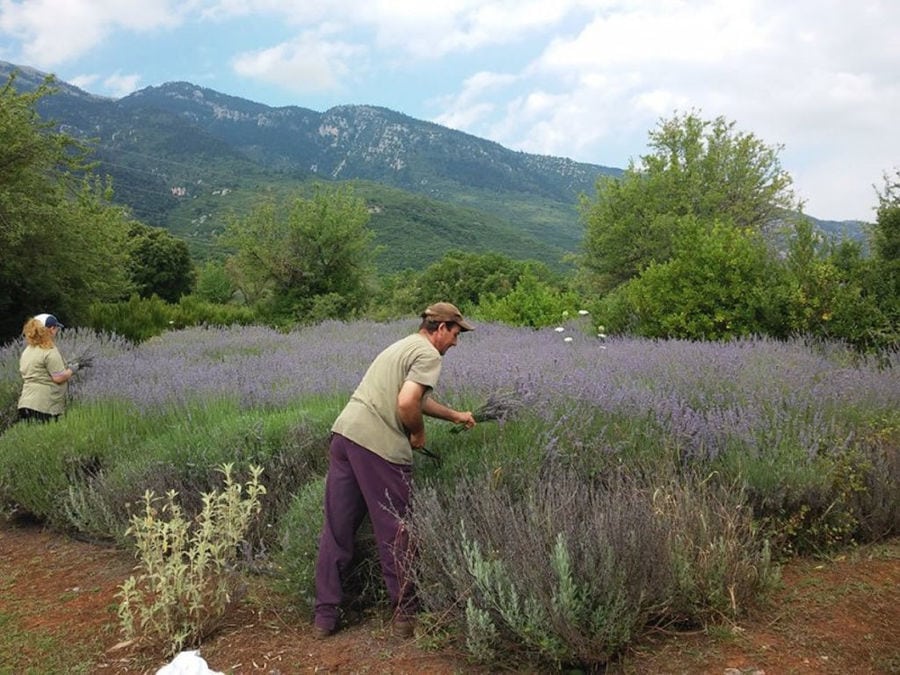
[580,111,800,293]
[780,219,876,347]
[377,250,560,316]
[598,218,791,340]
[476,271,581,328]
[222,186,374,322]
[194,260,236,304]
[128,223,195,303]
[0,74,134,340]
[874,170,900,300]
[862,170,900,350]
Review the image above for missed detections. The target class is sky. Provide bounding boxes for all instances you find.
[0,0,897,223]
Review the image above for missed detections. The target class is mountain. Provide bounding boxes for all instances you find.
[119,82,611,202]
[1,61,865,271]
[2,61,623,271]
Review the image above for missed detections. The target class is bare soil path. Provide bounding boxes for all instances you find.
[1,515,898,674]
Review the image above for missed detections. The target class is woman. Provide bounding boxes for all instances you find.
[17,313,81,423]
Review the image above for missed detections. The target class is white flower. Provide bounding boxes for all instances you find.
[555,326,565,332]
[578,309,589,316]
[564,336,573,343]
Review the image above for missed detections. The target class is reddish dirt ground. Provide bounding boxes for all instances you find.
[1,516,898,674]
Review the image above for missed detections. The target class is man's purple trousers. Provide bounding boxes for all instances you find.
[314,433,417,632]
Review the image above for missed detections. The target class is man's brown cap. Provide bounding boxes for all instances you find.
[422,302,474,331]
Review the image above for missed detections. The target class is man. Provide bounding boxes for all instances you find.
[314,302,477,640]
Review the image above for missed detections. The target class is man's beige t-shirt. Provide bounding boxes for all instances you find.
[332,333,442,465]
[18,345,68,415]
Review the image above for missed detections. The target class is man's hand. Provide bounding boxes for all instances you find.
[454,410,477,430]
[408,429,426,450]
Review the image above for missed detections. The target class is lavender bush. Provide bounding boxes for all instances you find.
[410,468,772,670]
[72,321,404,411]
[1,398,334,546]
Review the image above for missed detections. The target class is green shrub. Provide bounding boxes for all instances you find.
[117,464,265,655]
[275,476,386,621]
[60,403,331,545]
[715,443,893,557]
[274,477,325,607]
[475,272,581,328]
[170,294,257,330]
[0,396,332,545]
[88,294,174,342]
[194,261,236,304]
[0,401,153,527]
[87,294,257,342]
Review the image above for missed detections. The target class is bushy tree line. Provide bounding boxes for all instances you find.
[193,113,898,353]
[578,111,898,353]
[0,75,195,342]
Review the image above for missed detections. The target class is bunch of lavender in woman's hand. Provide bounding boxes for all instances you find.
[450,388,525,433]
[68,348,97,373]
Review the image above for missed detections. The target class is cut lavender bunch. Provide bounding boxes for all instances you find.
[450,388,526,433]
[69,347,97,367]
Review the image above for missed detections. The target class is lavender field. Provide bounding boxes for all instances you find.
[11,320,897,447]
[1,320,898,669]
[78,321,900,469]
[1,319,898,535]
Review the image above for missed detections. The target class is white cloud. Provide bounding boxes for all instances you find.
[68,73,99,90]
[203,0,588,59]
[0,0,186,67]
[432,70,517,129]
[358,0,584,59]
[103,71,142,98]
[231,29,367,94]
[198,0,335,23]
[66,71,140,99]
[429,0,900,219]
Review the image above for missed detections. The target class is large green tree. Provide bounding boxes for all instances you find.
[0,74,133,340]
[222,186,374,323]
[781,219,879,348]
[580,111,800,293]
[599,218,791,340]
[128,223,195,303]
[874,170,900,298]
[868,170,900,348]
